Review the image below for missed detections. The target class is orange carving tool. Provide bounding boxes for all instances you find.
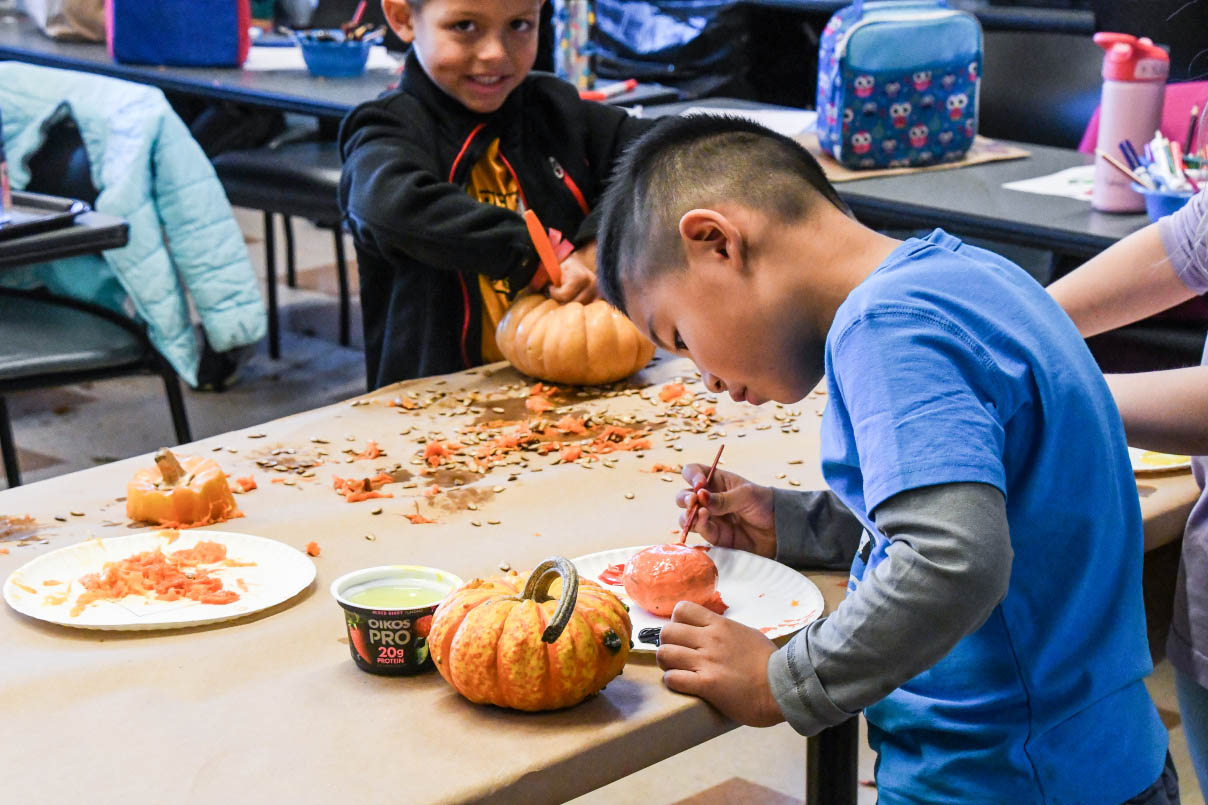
[524,208,563,287]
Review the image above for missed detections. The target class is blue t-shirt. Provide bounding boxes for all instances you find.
[821,230,1166,803]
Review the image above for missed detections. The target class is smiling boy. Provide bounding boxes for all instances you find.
[339,0,653,387]
[596,115,1175,803]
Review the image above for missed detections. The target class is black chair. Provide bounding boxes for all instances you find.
[1,117,192,487]
[211,136,350,359]
[0,288,192,487]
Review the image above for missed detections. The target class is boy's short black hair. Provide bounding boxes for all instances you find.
[596,114,849,316]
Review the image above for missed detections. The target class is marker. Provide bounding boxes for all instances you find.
[579,79,638,102]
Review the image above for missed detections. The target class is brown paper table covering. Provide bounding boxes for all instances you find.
[795,133,1032,183]
[0,355,1194,804]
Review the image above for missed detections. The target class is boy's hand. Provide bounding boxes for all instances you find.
[677,465,777,558]
[547,254,599,304]
[657,602,785,727]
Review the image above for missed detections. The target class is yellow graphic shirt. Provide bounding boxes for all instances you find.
[465,138,522,362]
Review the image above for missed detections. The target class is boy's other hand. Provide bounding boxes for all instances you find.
[548,255,599,304]
[657,602,784,727]
[677,465,777,558]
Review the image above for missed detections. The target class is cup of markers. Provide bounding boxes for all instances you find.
[1099,132,1203,222]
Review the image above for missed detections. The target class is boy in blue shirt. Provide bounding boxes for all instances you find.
[595,115,1175,803]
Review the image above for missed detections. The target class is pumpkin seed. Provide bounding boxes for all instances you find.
[371,507,383,515]
[364,534,376,541]
[211,445,223,452]
[487,519,501,525]
[499,562,511,571]
[788,479,801,487]
[54,516,67,522]
[624,492,635,500]
[788,459,803,465]
[471,521,482,527]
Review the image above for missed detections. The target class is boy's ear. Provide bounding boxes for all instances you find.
[679,209,745,274]
[381,0,417,43]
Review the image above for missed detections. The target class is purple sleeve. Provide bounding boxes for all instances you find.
[1158,190,1208,295]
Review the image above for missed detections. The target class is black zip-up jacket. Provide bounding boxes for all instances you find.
[339,50,655,389]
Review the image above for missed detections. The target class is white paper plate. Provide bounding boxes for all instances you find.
[3,529,316,630]
[1129,446,1192,475]
[572,545,824,651]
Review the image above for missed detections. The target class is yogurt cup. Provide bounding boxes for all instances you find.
[331,565,463,675]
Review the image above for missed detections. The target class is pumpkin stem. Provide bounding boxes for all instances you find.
[522,557,579,644]
[154,448,186,486]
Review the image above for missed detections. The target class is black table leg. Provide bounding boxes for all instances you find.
[806,716,860,805]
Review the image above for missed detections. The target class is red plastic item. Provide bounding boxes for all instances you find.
[1092,32,1169,82]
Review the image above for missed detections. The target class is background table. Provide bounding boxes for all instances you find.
[646,97,1151,259]
[0,13,677,120]
[0,207,127,269]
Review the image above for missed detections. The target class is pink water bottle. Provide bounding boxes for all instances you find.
[1091,33,1169,212]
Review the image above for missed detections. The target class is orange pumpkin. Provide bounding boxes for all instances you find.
[429,557,632,711]
[126,448,242,528]
[495,294,656,386]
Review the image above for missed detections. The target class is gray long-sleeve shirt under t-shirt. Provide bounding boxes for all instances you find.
[766,482,1012,735]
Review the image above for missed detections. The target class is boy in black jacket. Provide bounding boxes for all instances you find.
[339,0,654,388]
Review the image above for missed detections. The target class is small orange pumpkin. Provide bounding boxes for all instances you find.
[429,557,632,711]
[126,448,242,528]
[495,294,656,386]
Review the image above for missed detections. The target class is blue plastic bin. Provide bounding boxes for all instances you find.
[294,32,370,78]
[1131,183,1195,223]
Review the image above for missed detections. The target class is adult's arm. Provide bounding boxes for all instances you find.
[768,482,1012,735]
[1046,224,1193,337]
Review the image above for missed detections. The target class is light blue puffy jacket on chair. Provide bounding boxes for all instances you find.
[0,62,266,387]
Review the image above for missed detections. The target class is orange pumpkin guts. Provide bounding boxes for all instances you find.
[126,448,243,528]
[495,294,656,386]
[428,557,632,711]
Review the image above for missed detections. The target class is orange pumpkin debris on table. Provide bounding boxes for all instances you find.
[126,449,242,528]
[495,294,655,386]
[428,557,632,711]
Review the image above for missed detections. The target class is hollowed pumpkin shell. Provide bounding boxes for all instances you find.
[126,448,242,528]
[495,294,656,386]
[428,557,632,711]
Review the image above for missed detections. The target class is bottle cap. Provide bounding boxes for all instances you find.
[1093,32,1170,82]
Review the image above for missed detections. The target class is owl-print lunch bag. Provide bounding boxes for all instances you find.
[816,0,982,170]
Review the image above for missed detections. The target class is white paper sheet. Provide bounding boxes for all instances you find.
[242,44,401,73]
[1001,164,1096,201]
[680,106,818,138]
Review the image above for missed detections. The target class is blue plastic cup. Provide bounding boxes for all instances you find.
[1131,182,1195,223]
[294,31,370,78]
